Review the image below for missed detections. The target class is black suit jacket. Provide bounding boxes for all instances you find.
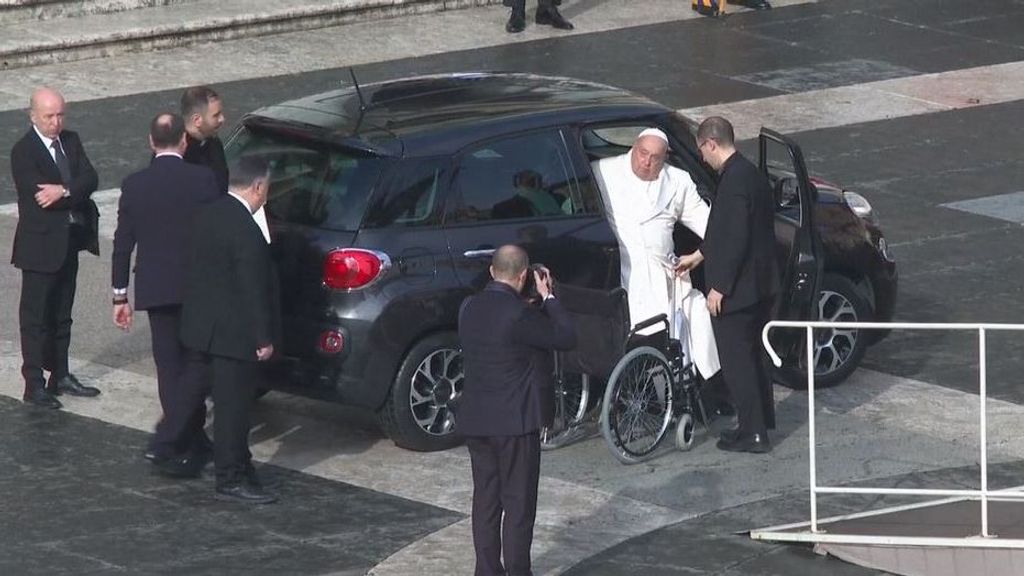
[10,128,99,272]
[180,195,280,362]
[702,152,780,313]
[457,282,576,437]
[183,134,228,193]
[112,155,222,310]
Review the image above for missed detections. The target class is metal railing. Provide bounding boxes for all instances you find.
[759,321,1024,545]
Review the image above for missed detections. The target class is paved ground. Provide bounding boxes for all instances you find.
[1,0,1023,574]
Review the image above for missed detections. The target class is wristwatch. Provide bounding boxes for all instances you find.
[112,287,128,305]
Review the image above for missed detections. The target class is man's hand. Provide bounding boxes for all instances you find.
[256,344,274,362]
[533,266,553,300]
[674,250,704,276]
[35,184,65,208]
[113,302,133,331]
[707,289,724,317]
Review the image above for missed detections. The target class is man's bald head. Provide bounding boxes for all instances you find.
[490,245,530,284]
[29,87,66,139]
[149,112,187,154]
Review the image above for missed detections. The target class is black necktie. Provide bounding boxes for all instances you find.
[52,139,71,184]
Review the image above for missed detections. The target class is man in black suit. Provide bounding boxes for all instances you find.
[694,116,780,453]
[503,0,573,33]
[181,85,271,244]
[458,245,576,576]
[11,87,101,409]
[180,156,279,504]
[180,85,228,192]
[111,112,221,472]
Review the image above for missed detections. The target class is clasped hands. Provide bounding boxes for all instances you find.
[35,184,65,208]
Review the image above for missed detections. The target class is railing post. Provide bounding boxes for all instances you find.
[980,327,990,538]
[808,325,818,533]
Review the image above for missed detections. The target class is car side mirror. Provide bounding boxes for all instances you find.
[775,177,799,209]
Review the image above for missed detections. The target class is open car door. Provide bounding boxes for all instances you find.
[760,128,824,366]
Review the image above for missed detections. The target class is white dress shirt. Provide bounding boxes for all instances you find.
[228,192,271,245]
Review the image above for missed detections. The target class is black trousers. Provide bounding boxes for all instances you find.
[710,298,776,435]
[19,237,80,391]
[465,432,541,576]
[148,306,211,459]
[506,0,557,15]
[211,355,258,487]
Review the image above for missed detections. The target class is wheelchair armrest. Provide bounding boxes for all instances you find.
[629,314,669,339]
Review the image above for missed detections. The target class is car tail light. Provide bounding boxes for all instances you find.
[322,249,390,290]
[318,330,344,355]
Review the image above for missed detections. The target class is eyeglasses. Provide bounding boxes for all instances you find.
[696,139,712,151]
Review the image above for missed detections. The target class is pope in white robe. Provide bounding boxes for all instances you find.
[592,128,721,379]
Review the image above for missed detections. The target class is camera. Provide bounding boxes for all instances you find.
[523,263,548,302]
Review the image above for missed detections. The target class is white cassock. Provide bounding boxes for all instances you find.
[593,153,721,379]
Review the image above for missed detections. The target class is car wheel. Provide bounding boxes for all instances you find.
[805,274,872,387]
[379,332,464,451]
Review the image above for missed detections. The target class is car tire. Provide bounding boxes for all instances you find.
[379,332,464,452]
[778,274,872,388]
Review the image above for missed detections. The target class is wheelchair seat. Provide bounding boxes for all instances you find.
[552,283,629,382]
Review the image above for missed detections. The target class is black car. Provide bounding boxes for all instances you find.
[225,72,897,451]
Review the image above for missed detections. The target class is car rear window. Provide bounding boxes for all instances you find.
[226,126,384,231]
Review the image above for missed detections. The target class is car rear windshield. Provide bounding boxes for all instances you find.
[226,125,384,231]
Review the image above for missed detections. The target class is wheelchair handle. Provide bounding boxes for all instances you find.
[628,314,669,339]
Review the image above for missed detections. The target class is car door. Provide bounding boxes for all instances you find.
[443,128,618,295]
[760,128,824,361]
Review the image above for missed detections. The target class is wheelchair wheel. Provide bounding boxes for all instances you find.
[600,346,674,464]
[541,373,591,450]
[675,413,695,452]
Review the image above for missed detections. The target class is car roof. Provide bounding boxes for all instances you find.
[242,72,672,157]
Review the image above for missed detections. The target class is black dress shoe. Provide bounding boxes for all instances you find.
[46,374,100,397]
[717,432,772,453]
[719,427,741,443]
[536,7,574,30]
[23,389,62,409]
[245,465,280,491]
[153,455,204,479]
[506,12,526,33]
[215,483,278,504]
[735,0,772,9]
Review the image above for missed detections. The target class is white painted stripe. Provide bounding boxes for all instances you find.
[0,0,819,112]
[942,191,1024,224]
[0,338,683,575]
[680,60,1024,140]
[3,332,1024,574]
[0,188,123,240]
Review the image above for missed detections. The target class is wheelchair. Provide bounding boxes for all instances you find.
[600,313,711,464]
[541,284,711,464]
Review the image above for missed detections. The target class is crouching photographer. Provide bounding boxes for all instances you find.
[456,244,576,576]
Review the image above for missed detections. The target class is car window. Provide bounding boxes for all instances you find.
[446,130,589,224]
[363,157,446,228]
[226,126,383,231]
[581,120,712,202]
[762,137,803,222]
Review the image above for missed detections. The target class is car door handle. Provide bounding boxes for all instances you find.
[463,249,496,258]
